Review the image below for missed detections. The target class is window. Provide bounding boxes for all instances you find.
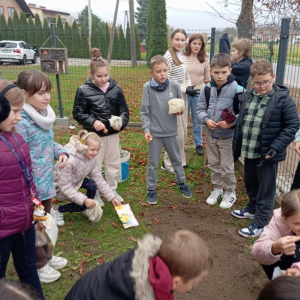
[62,18,66,24]
[0,7,4,16]
[8,7,14,19]
[47,17,51,24]
[19,42,25,49]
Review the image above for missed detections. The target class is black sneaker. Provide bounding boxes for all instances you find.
[178,183,192,198]
[196,146,204,156]
[147,190,157,205]
[183,164,189,169]
[161,162,175,175]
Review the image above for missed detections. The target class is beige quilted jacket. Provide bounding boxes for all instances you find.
[53,136,115,205]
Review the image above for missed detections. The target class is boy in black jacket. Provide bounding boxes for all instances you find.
[232,59,300,238]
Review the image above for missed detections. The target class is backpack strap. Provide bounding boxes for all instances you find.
[204,83,211,108]
[233,85,245,115]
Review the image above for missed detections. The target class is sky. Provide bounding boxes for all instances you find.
[29,0,240,30]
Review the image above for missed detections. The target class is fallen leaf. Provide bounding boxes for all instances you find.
[79,259,85,276]
[84,252,92,257]
[130,182,135,186]
[244,244,253,250]
[97,257,104,265]
[58,241,66,246]
[141,203,151,206]
[138,192,142,202]
[140,211,145,216]
[153,218,161,223]
[168,206,176,210]
[129,236,137,242]
[111,222,119,228]
[167,182,177,187]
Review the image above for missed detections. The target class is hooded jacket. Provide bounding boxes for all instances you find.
[65,234,169,300]
[73,78,129,137]
[197,74,244,139]
[232,84,300,164]
[53,136,115,205]
[231,57,253,88]
[0,132,36,239]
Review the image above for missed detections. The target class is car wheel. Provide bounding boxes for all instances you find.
[19,55,26,65]
[31,55,36,64]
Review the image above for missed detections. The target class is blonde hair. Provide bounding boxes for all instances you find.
[150,55,168,70]
[281,190,300,219]
[231,38,252,58]
[75,130,101,154]
[250,59,273,77]
[158,230,212,282]
[168,28,187,66]
[89,48,110,75]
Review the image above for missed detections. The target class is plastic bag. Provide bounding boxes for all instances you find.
[82,201,103,223]
[168,98,185,114]
[35,224,50,247]
[109,115,122,130]
[95,190,105,207]
[35,214,58,248]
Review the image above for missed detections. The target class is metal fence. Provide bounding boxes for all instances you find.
[0,19,299,194]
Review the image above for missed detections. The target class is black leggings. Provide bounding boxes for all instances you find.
[57,178,97,213]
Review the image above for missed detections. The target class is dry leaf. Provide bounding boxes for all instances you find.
[244,244,253,250]
[79,259,85,276]
[140,211,145,216]
[112,222,119,228]
[129,236,137,242]
[58,241,66,246]
[168,206,176,210]
[141,203,151,206]
[153,218,161,223]
[97,257,104,265]
[84,252,92,257]
[130,182,135,186]
[138,192,142,202]
[167,182,177,187]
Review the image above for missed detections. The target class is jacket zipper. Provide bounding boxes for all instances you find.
[21,173,30,229]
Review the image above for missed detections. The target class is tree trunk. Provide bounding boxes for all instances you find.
[236,0,254,39]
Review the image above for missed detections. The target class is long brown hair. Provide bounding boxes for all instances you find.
[89,48,110,75]
[168,28,187,66]
[184,33,207,63]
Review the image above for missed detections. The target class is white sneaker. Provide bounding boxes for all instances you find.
[38,263,61,283]
[113,190,124,202]
[50,207,65,226]
[220,191,237,209]
[48,255,68,270]
[206,189,223,205]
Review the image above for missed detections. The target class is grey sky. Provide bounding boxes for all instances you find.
[30,0,239,29]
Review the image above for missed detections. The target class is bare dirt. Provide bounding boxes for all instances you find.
[147,185,269,300]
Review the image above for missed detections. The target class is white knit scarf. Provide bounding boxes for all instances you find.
[23,103,56,130]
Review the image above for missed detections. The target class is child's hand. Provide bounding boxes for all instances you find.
[295,141,300,156]
[111,198,121,207]
[218,121,234,129]
[145,132,153,142]
[176,109,184,116]
[272,236,300,256]
[283,267,300,277]
[84,198,96,208]
[36,221,45,231]
[93,120,106,131]
[206,119,218,131]
[58,154,68,169]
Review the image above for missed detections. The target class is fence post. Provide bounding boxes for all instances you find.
[275,18,291,85]
[210,27,216,64]
[50,23,64,119]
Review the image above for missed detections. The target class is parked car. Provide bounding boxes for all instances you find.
[0,40,36,65]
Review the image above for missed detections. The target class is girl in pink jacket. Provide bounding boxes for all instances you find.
[252,189,300,279]
[51,130,121,226]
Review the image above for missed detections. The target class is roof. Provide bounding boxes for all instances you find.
[16,0,34,18]
[39,8,70,16]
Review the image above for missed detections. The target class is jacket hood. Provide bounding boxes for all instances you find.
[211,73,236,88]
[63,137,89,161]
[106,234,162,300]
[245,84,290,99]
[85,77,117,92]
[241,57,253,64]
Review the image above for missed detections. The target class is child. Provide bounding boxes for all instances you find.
[291,129,300,190]
[232,59,300,238]
[0,80,44,300]
[252,190,300,279]
[257,276,300,300]
[230,38,253,88]
[162,28,198,174]
[50,130,121,226]
[141,55,192,204]
[65,230,212,300]
[15,70,68,283]
[73,48,129,203]
[184,33,210,156]
[197,53,244,209]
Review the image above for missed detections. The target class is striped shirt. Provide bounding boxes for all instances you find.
[164,50,191,87]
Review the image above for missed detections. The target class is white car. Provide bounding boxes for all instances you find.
[0,40,36,65]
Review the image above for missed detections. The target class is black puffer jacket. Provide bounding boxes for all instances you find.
[73,78,129,136]
[233,84,300,165]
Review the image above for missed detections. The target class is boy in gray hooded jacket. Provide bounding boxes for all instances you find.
[197,53,244,209]
[141,55,192,204]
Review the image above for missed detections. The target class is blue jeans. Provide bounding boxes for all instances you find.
[188,94,203,147]
[0,226,45,300]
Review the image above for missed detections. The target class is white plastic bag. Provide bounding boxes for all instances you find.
[35,214,58,248]
[109,115,122,130]
[35,225,50,247]
[168,98,185,114]
[82,201,103,223]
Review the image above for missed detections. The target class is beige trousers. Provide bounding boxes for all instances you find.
[206,134,236,192]
[97,133,121,190]
[164,92,188,172]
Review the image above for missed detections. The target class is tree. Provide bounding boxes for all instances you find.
[27,17,35,46]
[13,10,20,40]
[72,20,81,58]
[146,0,168,64]
[118,25,125,60]
[125,22,131,60]
[135,24,141,60]
[34,14,43,52]
[135,0,148,42]
[103,23,110,58]
[111,29,119,59]
[97,25,104,53]
[80,27,90,58]
[0,14,8,41]
[91,21,98,48]
[19,12,28,42]
[42,19,51,48]
[64,21,72,57]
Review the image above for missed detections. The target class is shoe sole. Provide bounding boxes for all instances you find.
[147,200,157,205]
[38,273,61,283]
[181,193,192,199]
[206,195,222,205]
[48,262,68,270]
[238,230,262,238]
[231,211,254,219]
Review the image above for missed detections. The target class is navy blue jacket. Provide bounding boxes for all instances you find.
[219,33,230,54]
[231,57,253,88]
[232,84,300,165]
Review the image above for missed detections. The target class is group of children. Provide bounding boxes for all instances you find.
[1,26,300,299]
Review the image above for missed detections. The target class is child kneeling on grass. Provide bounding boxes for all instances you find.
[140,55,192,205]
[65,230,212,300]
[50,130,121,226]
